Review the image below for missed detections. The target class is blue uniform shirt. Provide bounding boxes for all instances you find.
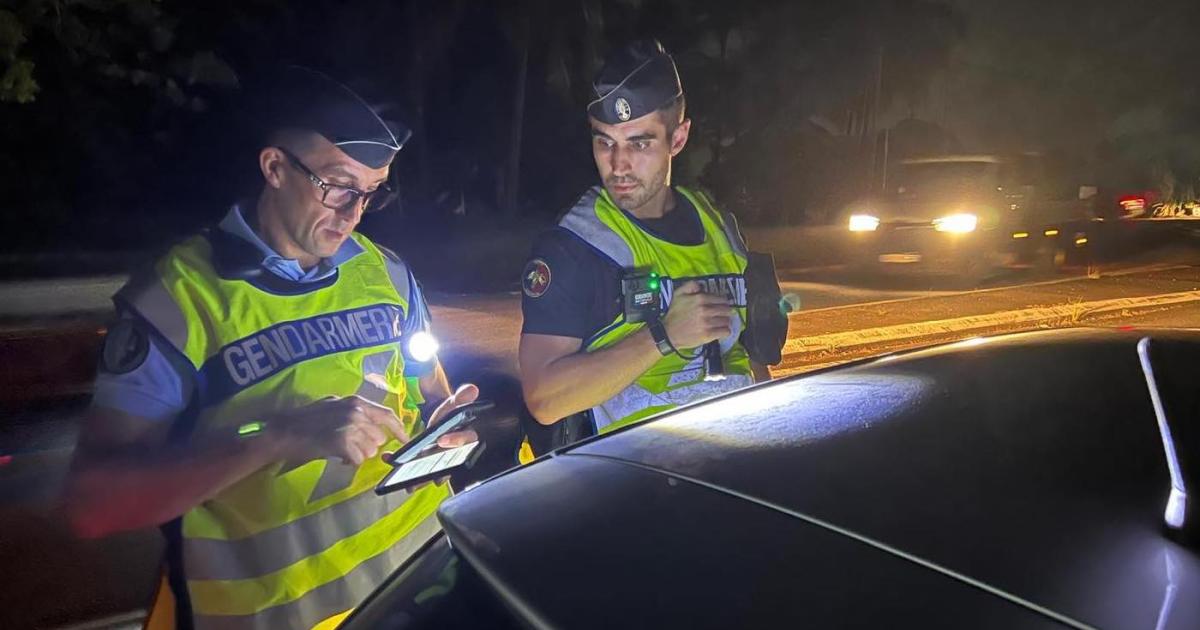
[92,203,434,420]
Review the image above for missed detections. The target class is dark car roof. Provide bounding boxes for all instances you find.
[439,329,1200,629]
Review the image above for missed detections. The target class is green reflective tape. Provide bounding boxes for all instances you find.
[238,421,265,436]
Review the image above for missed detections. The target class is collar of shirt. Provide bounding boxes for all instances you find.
[218,203,365,282]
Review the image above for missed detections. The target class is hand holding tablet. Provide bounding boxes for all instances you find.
[375,400,494,495]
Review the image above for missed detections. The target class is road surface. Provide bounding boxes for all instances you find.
[3,259,1200,628]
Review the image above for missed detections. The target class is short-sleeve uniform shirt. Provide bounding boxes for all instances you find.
[521,188,705,343]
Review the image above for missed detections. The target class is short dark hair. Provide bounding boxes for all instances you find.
[265,128,321,155]
[659,94,686,133]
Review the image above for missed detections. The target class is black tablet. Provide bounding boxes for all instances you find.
[375,400,493,495]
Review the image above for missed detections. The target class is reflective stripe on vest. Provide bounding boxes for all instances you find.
[559,186,753,432]
[192,515,441,630]
[123,232,448,629]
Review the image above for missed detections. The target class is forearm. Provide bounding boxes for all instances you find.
[419,361,453,403]
[65,429,287,538]
[522,329,662,424]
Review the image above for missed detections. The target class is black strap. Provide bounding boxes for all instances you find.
[161,517,194,630]
[647,319,673,356]
[522,409,597,456]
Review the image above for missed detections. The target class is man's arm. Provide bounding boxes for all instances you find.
[64,407,290,538]
[419,360,452,403]
[63,396,409,539]
[520,281,733,424]
[416,359,481,434]
[403,276,480,430]
[520,329,661,424]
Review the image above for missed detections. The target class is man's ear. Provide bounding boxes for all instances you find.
[260,147,286,189]
[669,118,692,157]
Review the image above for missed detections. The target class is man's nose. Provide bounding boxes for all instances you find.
[608,145,631,175]
[334,198,365,225]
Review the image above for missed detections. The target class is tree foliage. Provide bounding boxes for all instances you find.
[0,0,239,104]
[20,0,1195,253]
[944,0,1200,197]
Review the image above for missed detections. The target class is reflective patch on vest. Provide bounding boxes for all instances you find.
[522,258,552,298]
[593,373,755,432]
[307,458,359,504]
[101,320,150,374]
[661,274,747,308]
[355,349,399,405]
[200,303,404,404]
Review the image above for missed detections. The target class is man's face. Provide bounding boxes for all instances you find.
[591,111,690,211]
[265,135,391,260]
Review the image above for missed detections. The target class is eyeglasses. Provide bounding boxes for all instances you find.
[278,148,397,213]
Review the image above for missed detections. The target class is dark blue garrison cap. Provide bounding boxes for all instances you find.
[268,66,410,168]
[588,39,683,125]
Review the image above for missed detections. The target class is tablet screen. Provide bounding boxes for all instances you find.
[379,442,481,490]
[390,400,491,465]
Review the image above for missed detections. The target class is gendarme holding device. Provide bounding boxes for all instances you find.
[518,39,789,448]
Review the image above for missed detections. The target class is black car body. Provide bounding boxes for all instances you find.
[344,328,1200,629]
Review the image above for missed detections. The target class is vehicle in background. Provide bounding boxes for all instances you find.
[846,154,1098,282]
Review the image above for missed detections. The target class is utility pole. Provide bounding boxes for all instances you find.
[867,45,884,194]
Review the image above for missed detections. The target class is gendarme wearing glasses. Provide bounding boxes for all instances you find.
[62,66,482,630]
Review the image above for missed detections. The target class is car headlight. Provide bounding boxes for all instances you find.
[848,214,880,232]
[933,213,978,233]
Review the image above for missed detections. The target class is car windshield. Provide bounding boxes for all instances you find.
[895,162,998,199]
[341,534,522,629]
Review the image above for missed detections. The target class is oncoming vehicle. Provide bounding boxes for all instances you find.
[848,154,1097,282]
[340,328,1200,629]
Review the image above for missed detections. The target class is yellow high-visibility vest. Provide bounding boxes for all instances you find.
[560,186,753,433]
[124,231,448,629]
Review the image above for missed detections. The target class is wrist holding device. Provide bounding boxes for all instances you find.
[647,319,673,356]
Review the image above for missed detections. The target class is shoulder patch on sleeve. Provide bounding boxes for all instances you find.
[101,319,151,375]
[522,258,552,298]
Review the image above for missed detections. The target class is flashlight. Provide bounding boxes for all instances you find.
[407,331,439,363]
[703,341,725,382]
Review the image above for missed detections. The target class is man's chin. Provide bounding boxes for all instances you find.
[302,243,340,263]
[315,229,350,250]
[606,188,646,210]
